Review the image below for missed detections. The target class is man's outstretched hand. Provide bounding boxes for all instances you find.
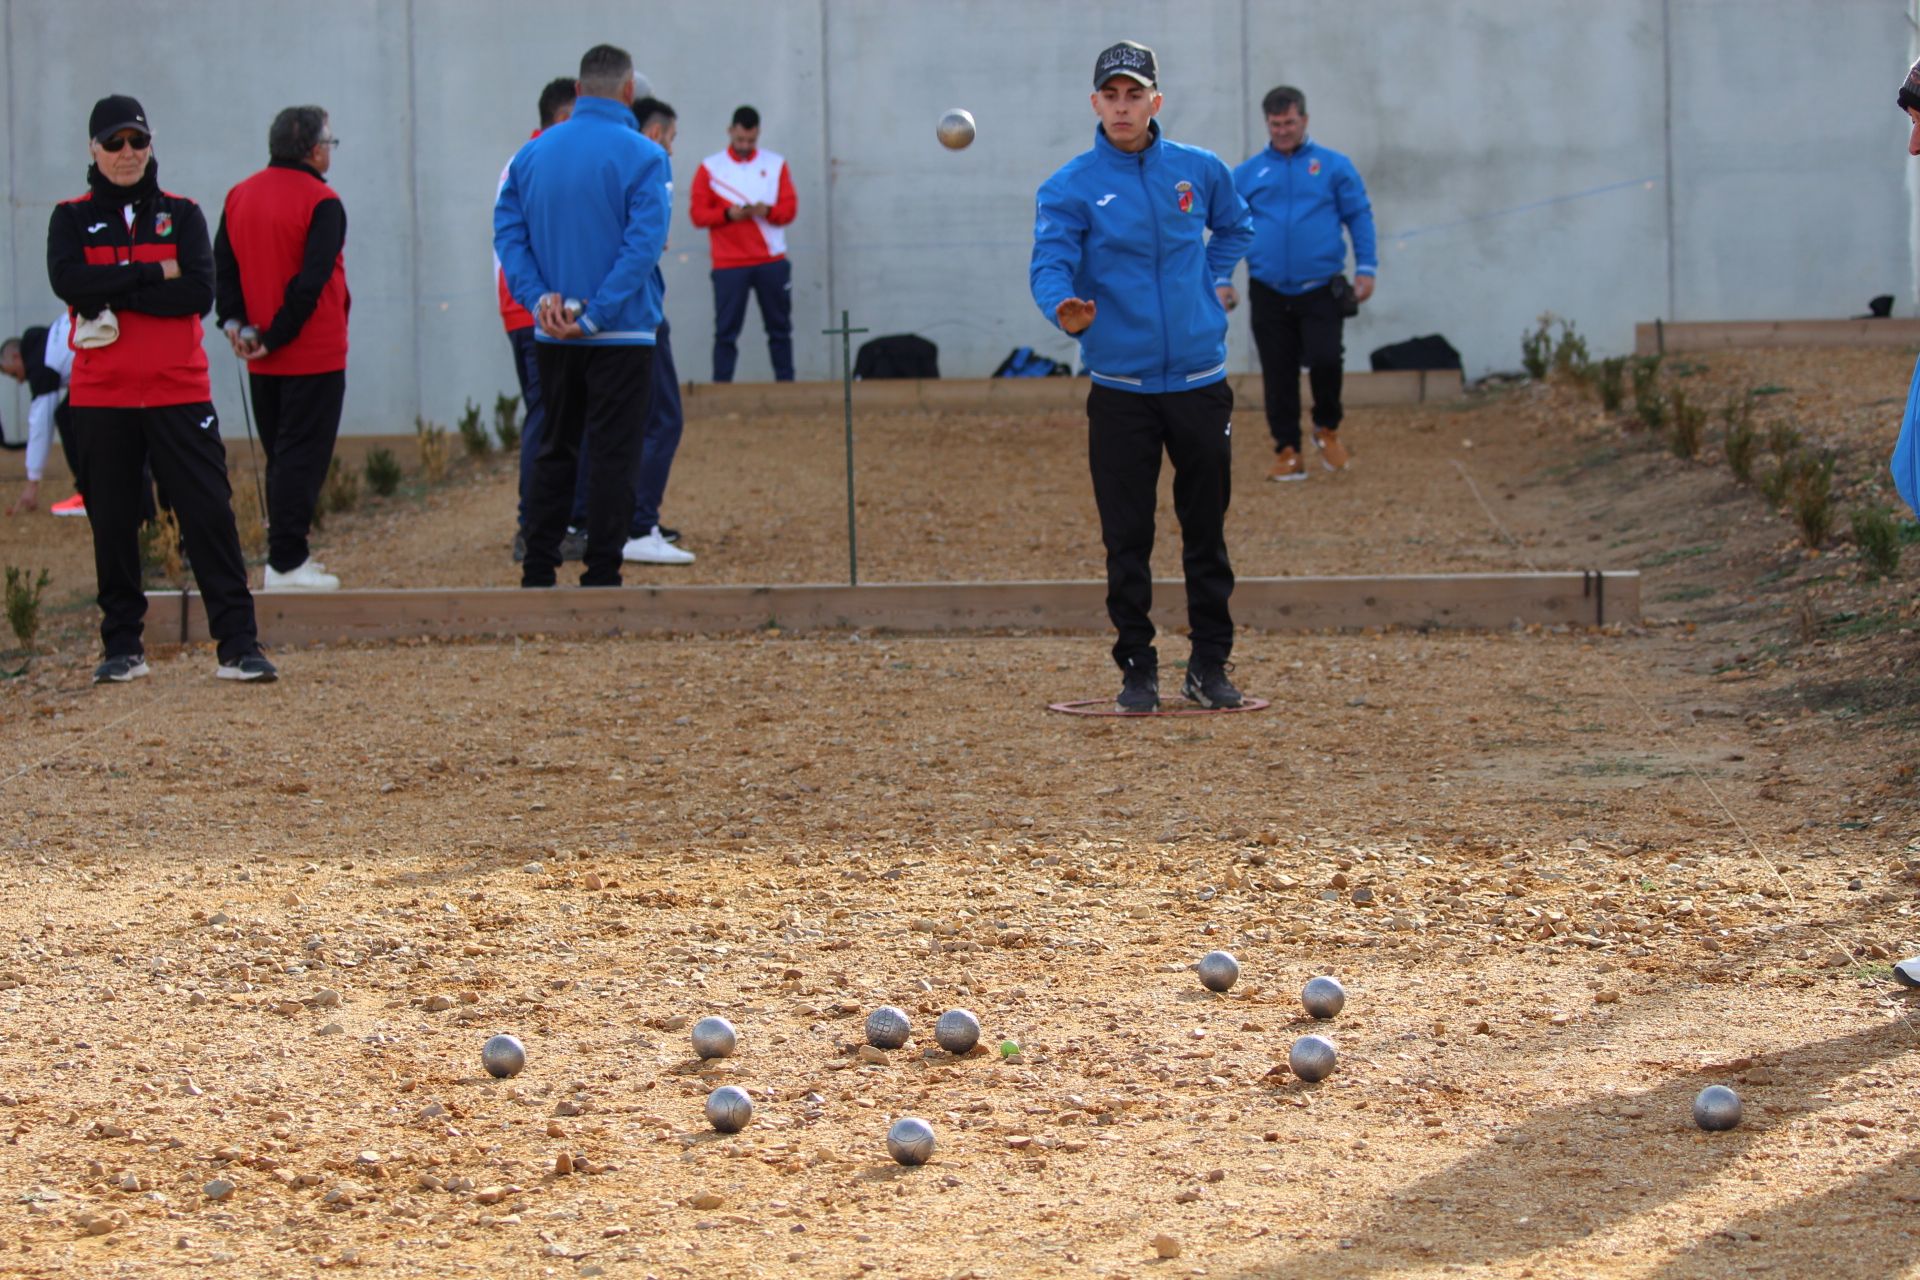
[1056,297,1096,335]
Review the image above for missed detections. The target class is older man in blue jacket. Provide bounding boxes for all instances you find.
[494,43,671,587]
[1031,40,1255,714]
[1234,85,1376,481]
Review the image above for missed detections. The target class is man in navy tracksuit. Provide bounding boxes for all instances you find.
[1233,85,1376,481]
[1031,41,1255,714]
[494,43,671,587]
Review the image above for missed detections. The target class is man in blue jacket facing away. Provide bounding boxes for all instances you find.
[1233,85,1376,481]
[494,43,671,587]
[1031,40,1255,714]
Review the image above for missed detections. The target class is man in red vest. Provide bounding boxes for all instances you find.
[214,105,349,591]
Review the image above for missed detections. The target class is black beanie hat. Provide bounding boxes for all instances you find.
[1900,58,1920,113]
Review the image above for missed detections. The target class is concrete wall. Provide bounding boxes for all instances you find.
[3,0,1914,441]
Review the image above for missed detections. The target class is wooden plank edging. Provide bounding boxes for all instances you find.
[156,571,1639,647]
[1634,319,1920,355]
[679,369,1463,416]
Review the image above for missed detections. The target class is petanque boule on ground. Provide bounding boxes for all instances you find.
[1692,1085,1742,1132]
[1301,975,1346,1020]
[1289,1034,1338,1083]
[481,1034,525,1079]
[705,1085,754,1133]
[934,1008,981,1054]
[691,1016,737,1060]
[1196,950,1239,993]
[866,1005,912,1049]
[887,1116,936,1165]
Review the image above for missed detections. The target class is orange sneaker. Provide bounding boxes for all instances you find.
[1313,429,1350,471]
[1267,447,1306,482]
[49,493,87,517]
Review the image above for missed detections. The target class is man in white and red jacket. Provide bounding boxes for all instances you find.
[215,104,350,592]
[689,105,798,382]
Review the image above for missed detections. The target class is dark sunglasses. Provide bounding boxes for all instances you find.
[99,133,151,153]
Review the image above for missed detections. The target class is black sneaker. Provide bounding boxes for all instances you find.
[512,529,527,564]
[1183,660,1243,709]
[1116,659,1159,714]
[93,654,150,684]
[216,652,279,683]
[559,527,588,562]
[657,526,681,545]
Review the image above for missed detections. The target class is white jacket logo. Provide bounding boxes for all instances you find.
[1096,193,1118,208]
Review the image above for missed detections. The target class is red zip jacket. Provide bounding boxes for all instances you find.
[689,147,797,270]
[47,174,214,408]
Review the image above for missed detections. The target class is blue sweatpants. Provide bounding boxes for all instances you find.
[711,258,794,382]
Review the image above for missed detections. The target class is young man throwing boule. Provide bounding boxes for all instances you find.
[1029,41,1255,712]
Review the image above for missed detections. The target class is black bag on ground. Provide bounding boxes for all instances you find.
[853,334,939,380]
[1370,334,1462,372]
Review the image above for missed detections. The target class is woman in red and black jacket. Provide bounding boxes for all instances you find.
[46,94,274,685]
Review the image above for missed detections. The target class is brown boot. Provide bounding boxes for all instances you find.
[1313,428,1350,471]
[1267,446,1306,482]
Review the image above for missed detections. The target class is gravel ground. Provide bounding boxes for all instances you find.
[0,352,1917,1278]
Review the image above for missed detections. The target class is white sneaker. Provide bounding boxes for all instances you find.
[623,527,695,565]
[264,558,340,591]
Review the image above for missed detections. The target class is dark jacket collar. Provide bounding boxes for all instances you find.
[269,158,328,182]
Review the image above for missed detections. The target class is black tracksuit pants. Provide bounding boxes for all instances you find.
[1248,279,1345,450]
[523,343,652,587]
[249,369,345,573]
[1087,381,1236,670]
[74,403,259,664]
[55,403,158,522]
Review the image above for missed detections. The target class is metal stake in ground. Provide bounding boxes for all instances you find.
[822,310,869,586]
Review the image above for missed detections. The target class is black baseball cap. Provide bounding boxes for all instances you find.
[1094,41,1157,90]
[89,94,150,143]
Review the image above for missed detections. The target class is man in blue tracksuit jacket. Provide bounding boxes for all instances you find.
[1233,84,1376,481]
[1031,40,1255,713]
[494,43,671,587]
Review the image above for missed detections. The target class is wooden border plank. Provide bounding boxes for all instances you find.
[161,572,1638,646]
[1634,319,1920,355]
[676,370,1461,417]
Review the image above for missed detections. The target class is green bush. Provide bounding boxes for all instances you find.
[456,399,490,458]
[1850,506,1903,578]
[1594,357,1627,412]
[1630,356,1664,429]
[1669,388,1705,459]
[493,393,522,452]
[4,566,50,652]
[1520,316,1553,380]
[1766,421,1802,461]
[322,455,360,515]
[1551,321,1590,382]
[1787,451,1836,548]
[416,417,451,485]
[364,447,402,497]
[1723,417,1757,484]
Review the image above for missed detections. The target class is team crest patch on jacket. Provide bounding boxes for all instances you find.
[1308,159,1322,176]
[154,211,173,237]
[1175,180,1193,213]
